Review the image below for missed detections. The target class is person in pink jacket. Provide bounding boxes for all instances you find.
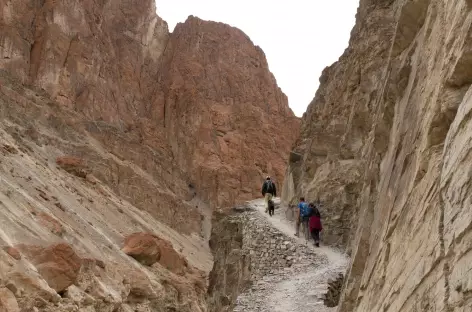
[308,202,322,247]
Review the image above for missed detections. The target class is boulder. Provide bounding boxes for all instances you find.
[122,233,189,274]
[121,233,163,266]
[56,156,87,178]
[3,247,21,260]
[17,243,82,292]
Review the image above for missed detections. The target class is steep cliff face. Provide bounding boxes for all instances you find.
[284,0,472,311]
[1,0,298,238]
[0,0,298,310]
[283,0,395,248]
[1,0,201,238]
[159,16,299,211]
[1,0,168,121]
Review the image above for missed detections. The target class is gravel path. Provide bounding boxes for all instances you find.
[233,198,349,312]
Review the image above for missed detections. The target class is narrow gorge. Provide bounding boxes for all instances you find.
[2,0,472,311]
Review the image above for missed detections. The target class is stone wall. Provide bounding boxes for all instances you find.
[207,207,251,312]
[242,210,316,280]
[323,273,344,307]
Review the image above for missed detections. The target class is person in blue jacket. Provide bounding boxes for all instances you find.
[295,197,310,237]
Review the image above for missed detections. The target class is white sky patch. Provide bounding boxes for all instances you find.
[157,1,359,116]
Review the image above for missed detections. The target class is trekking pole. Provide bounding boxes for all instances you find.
[304,224,307,246]
[305,220,310,246]
[307,221,309,246]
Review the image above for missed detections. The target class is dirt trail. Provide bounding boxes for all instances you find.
[233,198,349,312]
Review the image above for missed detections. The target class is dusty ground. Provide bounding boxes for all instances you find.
[233,198,348,312]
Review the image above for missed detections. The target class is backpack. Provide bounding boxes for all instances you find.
[265,180,274,194]
[305,206,314,217]
[299,202,310,217]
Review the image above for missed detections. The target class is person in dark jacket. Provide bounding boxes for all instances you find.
[309,202,322,247]
[261,176,277,213]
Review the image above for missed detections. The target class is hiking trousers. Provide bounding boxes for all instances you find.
[295,216,309,236]
[311,229,320,243]
[264,193,273,212]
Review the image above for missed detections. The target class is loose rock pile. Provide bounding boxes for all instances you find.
[240,210,321,280]
[323,273,344,307]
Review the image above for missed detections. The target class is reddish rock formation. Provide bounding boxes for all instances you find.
[17,243,82,292]
[122,232,190,275]
[1,0,169,122]
[158,240,190,275]
[1,1,298,226]
[0,0,299,310]
[159,16,300,209]
[3,247,21,261]
[55,156,87,178]
[122,233,163,266]
[0,77,212,311]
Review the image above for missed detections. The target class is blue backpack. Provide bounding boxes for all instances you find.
[299,202,312,217]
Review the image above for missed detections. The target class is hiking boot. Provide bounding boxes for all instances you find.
[315,242,320,247]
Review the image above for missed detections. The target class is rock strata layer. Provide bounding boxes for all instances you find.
[283,0,472,311]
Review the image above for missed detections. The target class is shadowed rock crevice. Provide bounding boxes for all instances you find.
[391,0,429,57]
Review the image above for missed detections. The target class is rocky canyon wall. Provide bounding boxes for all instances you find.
[1,0,299,239]
[284,0,472,311]
[158,16,299,212]
[0,0,299,310]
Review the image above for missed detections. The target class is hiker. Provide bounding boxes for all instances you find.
[261,176,277,213]
[295,197,310,237]
[309,202,322,247]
